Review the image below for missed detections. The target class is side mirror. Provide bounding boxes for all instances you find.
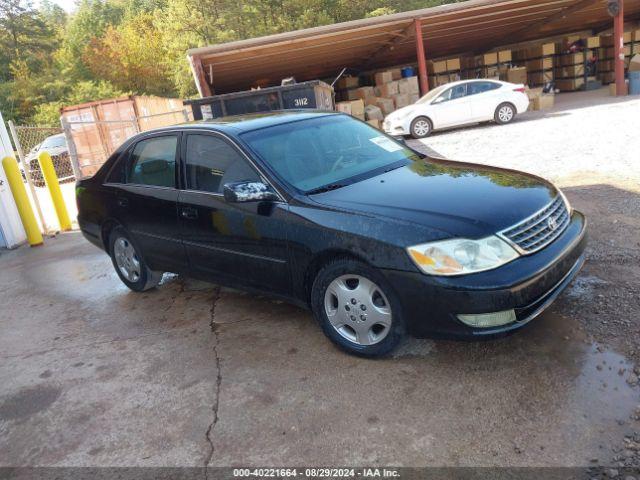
[223,181,279,203]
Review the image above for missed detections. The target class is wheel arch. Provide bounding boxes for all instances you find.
[100,218,124,252]
[303,249,372,305]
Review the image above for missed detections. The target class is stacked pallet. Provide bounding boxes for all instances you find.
[513,43,555,86]
[335,69,420,127]
[554,36,600,91]
[596,30,640,84]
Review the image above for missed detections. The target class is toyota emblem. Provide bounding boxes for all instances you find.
[547,216,558,231]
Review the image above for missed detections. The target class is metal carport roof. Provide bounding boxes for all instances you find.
[187,0,640,95]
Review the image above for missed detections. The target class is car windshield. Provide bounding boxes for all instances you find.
[40,135,66,149]
[415,85,448,104]
[241,116,421,193]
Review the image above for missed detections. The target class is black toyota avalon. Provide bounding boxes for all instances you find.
[77,111,587,357]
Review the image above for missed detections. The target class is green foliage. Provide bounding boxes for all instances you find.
[1,0,462,125]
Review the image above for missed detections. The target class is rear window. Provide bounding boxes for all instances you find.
[41,135,66,149]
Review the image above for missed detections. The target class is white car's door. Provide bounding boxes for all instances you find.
[429,84,471,128]
[467,81,504,121]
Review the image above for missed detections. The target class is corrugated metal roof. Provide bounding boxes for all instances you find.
[187,0,640,94]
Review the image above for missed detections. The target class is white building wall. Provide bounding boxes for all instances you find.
[0,112,27,248]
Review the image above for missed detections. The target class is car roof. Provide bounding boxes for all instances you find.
[147,110,340,136]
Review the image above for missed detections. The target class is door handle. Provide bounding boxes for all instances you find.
[181,207,198,220]
[117,197,129,207]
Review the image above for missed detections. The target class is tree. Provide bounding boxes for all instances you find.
[84,12,173,95]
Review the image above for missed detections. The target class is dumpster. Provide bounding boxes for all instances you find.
[184,81,334,120]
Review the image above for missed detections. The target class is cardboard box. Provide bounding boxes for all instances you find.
[366,119,380,129]
[375,98,395,116]
[446,58,461,71]
[390,68,402,81]
[398,76,419,94]
[555,78,585,91]
[528,71,554,85]
[604,46,632,58]
[341,89,361,101]
[600,32,633,46]
[556,64,584,77]
[533,94,554,111]
[336,100,364,117]
[336,76,359,89]
[363,96,380,106]
[392,93,410,109]
[376,81,399,97]
[374,71,393,85]
[498,50,512,63]
[525,57,553,71]
[609,81,629,96]
[635,29,640,42]
[480,52,498,66]
[628,54,640,72]
[560,53,585,66]
[586,36,600,49]
[409,93,420,104]
[428,60,448,74]
[506,67,527,84]
[354,86,375,101]
[364,105,384,121]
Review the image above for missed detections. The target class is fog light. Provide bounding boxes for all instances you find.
[457,310,517,328]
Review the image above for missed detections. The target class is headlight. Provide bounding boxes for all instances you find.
[407,236,520,276]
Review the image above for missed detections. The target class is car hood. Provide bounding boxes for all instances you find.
[309,159,558,239]
[26,146,67,161]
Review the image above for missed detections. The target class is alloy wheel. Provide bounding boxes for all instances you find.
[324,274,392,346]
[113,237,141,282]
[413,119,431,137]
[498,105,514,123]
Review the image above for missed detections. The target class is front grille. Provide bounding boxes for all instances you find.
[500,196,570,254]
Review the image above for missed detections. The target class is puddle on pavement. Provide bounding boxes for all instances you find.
[389,310,639,456]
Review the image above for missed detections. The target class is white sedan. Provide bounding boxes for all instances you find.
[383,79,530,139]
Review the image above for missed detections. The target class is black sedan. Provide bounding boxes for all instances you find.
[77,111,587,357]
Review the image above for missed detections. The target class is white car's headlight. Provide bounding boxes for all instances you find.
[407,236,520,276]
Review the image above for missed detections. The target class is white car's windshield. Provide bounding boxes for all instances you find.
[241,116,421,193]
[41,135,66,150]
[415,85,448,104]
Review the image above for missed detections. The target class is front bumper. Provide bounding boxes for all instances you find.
[383,118,409,136]
[382,211,587,338]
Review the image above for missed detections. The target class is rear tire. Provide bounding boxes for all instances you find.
[310,258,404,357]
[495,103,516,124]
[410,116,433,139]
[109,226,162,292]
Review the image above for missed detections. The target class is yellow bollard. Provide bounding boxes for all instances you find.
[1,156,44,246]
[38,151,71,232]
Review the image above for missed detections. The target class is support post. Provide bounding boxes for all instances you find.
[2,157,43,246]
[414,19,429,96]
[38,152,71,232]
[614,0,626,96]
[188,55,213,98]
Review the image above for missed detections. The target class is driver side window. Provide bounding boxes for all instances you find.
[185,134,260,194]
[435,84,467,103]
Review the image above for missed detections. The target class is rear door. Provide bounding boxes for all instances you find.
[467,81,503,121]
[106,133,188,273]
[430,83,471,128]
[177,131,291,294]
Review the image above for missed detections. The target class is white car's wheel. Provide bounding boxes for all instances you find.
[495,103,516,125]
[410,117,433,139]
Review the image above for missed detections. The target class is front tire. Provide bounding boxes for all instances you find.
[310,258,404,357]
[109,226,162,292]
[495,103,516,124]
[410,116,433,139]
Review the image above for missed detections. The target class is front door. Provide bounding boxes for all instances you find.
[431,83,471,128]
[110,133,188,273]
[177,132,291,295]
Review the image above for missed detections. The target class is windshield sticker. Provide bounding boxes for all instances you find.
[369,136,403,153]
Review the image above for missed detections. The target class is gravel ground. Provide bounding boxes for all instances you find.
[409,87,640,476]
